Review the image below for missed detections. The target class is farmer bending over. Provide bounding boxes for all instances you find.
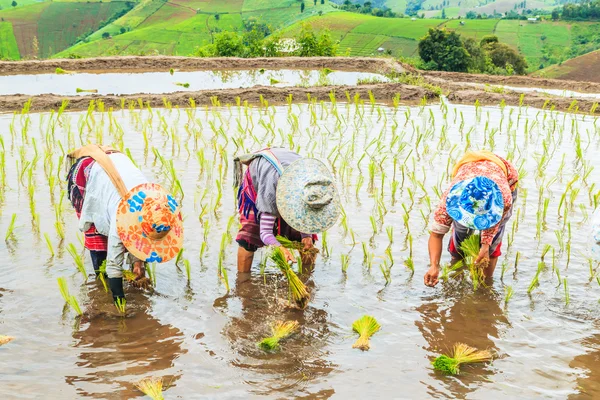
[233,148,340,273]
[67,145,183,302]
[424,151,518,287]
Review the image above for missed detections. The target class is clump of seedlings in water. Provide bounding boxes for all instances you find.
[276,235,319,265]
[258,320,299,351]
[433,343,493,375]
[270,247,310,308]
[352,315,381,351]
[136,377,165,400]
[57,277,83,316]
[115,298,127,316]
[76,88,98,93]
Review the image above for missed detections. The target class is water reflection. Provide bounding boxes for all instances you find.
[65,286,185,398]
[216,271,336,397]
[416,287,508,398]
[569,329,600,399]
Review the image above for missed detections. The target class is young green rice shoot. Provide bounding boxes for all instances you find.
[4,213,17,242]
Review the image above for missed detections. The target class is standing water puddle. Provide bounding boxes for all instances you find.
[0,69,387,96]
[0,100,600,398]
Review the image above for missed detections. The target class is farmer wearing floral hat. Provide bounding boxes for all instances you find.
[424,151,518,287]
[67,145,183,303]
[233,148,340,273]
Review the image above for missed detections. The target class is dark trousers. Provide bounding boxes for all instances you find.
[90,251,107,275]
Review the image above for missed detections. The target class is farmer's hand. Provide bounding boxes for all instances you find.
[424,265,440,287]
[280,247,297,264]
[133,261,146,280]
[475,244,491,266]
[302,237,314,251]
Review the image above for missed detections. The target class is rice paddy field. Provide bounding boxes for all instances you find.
[0,66,600,398]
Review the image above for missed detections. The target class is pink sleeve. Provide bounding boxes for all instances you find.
[481,225,499,246]
[259,213,280,246]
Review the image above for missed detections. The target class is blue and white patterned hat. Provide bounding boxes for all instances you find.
[276,158,340,234]
[446,176,504,230]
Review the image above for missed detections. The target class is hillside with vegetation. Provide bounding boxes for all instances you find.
[0,0,599,80]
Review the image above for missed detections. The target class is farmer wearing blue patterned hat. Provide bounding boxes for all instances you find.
[233,148,340,273]
[424,151,519,287]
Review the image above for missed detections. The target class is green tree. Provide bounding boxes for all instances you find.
[551,9,559,20]
[441,8,446,18]
[11,1,17,7]
[296,23,337,56]
[314,0,317,5]
[102,32,110,39]
[486,42,528,74]
[480,35,498,46]
[463,38,486,72]
[215,13,220,20]
[213,31,244,56]
[120,27,126,34]
[418,28,470,72]
[321,0,324,4]
[466,10,477,18]
[301,1,305,12]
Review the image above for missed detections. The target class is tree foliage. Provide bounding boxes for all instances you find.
[418,28,528,75]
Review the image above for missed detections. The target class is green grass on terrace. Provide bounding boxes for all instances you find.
[0,21,19,60]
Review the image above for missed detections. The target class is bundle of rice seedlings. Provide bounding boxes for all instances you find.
[276,235,319,266]
[352,315,381,351]
[0,335,14,346]
[433,343,493,375]
[115,298,126,315]
[460,234,486,290]
[258,320,299,351]
[270,247,310,309]
[135,377,165,400]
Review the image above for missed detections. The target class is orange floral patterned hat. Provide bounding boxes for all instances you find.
[116,183,183,263]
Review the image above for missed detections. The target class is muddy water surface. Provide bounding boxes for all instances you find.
[0,69,387,96]
[0,101,600,399]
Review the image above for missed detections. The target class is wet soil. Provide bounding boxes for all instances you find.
[0,56,599,113]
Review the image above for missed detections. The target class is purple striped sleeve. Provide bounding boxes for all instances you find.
[259,213,280,246]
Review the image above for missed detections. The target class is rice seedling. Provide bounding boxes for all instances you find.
[270,247,309,308]
[258,320,299,351]
[563,278,570,305]
[76,88,98,93]
[341,254,350,274]
[433,343,493,375]
[504,285,514,307]
[4,213,17,242]
[0,335,14,346]
[183,259,191,282]
[55,67,74,74]
[352,315,381,351]
[57,277,83,316]
[66,243,87,280]
[175,82,190,88]
[528,262,545,294]
[115,297,126,315]
[135,377,165,400]
[440,260,463,281]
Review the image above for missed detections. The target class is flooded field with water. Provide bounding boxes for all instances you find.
[0,69,387,96]
[1,97,600,399]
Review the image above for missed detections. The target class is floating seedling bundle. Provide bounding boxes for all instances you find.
[433,343,493,375]
[258,320,299,351]
[270,247,310,309]
[136,377,165,400]
[0,335,14,346]
[352,315,381,351]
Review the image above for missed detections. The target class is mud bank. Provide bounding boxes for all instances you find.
[447,90,599,113]
[423,70,600,94]
[0,56,405,75]
[0,83,434,113]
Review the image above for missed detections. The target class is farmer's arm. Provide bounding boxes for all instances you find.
[425,200,452,287]
[260,213,296,262]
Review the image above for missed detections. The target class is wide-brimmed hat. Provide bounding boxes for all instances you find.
[446,176,504,231]
[276,158,340,234]
[116,183,183,263]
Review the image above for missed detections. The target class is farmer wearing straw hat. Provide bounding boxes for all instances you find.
[233,148,340,273]
[424,151,518,287]
[67,145,183,303]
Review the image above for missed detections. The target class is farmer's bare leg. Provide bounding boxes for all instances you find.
[483,257,499,278]
[237,246,254,273]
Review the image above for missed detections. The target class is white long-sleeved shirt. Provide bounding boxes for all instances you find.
[79,153,148,278]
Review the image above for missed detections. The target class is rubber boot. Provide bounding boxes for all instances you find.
[107,277,125,303]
